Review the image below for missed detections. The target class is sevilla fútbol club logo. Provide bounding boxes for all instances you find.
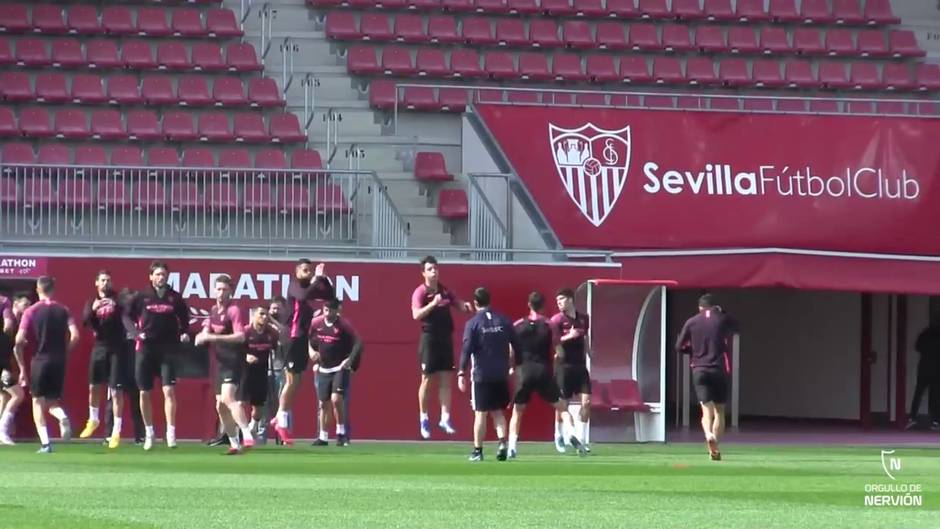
[549,123,631,227]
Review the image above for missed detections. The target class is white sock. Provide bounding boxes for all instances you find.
[240,426,253,440]
[145,425,155,438]
[579,421,589,443]
[38,426,50,445]
[336,423,346,436]
[277,411,288,428]
[249,419,258,433]
[319,429,329,441]
[440,411,450,424]
[112,417,123,437]
[49,407,67,421]
[0,411,12,430]
[554,421,563,439]
[419,412,429,422]
[508,432,518,451]
[228,428,240,449]
[166,425,176,439]
[89,407,99,423]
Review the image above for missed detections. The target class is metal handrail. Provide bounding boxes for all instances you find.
[280,37,299,94]
[465,172,509,247]
[258,4,276,62]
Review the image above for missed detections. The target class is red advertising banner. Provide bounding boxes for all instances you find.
[0,256,47,279]
[476,105,940,256]
[1,256,620,441]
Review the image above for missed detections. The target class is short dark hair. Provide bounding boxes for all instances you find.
[698,293,716,308]
[270,295,287,305]
[528,291,544,311]
[420,255,438,268]
[13,291,31,303]
[296,258,312,267]
[555,288,575,299]
[215,274,233,287]
[325,298,342,311]
[36,276,55,294]
[96,269,111,279]
[473,287,491,307]
[149,261,168,274]
[253,305,268,315]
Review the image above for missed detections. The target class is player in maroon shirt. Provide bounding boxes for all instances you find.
[126,261,190,451]
[0,293,29,445]
[14,277,80,453]
[550,288,592,454]
[308,298,362,447]
[238,305,280,441]
[675,294,739,461]
[411,256,471,439]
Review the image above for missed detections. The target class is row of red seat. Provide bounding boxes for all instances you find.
[354,50,938,90]
[311,0,900,26]
[0,5,242,38]
[0,143,323,170]
[369,80,940,114]
[326,11,922,58]
[0,72,284,108]
[0,107,306,143]
[0,177,352,215]
[0,38,262,72]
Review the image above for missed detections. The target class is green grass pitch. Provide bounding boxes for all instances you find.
[0,441,936,529]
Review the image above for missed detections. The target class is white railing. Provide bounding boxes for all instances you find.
[466,173,509,261]
[302,74,321,138]
[280,37,299,97]
[346,145,410,258]
[323,109,342,169]
[258,3,277,65]
[0,164,365,246]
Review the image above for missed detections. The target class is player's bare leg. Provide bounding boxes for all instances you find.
[508,403,525,457]
[32,397,52,453]
[713,404,726,441]
[437,373,454,434]
[80,383,103,438]
[700,402,720,460]
[139,389,154,450]
[222,384,253,450]
[469,410,486,461]
[108,388,124,449]
[270,371,299,446]
[577,393,591,454]
[332,393,348,446]
[314,399,332,446]
[216,393,239,454]
[491,410,509,461]
[163,385,177,448]
[0,382,24,444]
[417,373,432,439]
[47,400,70,441]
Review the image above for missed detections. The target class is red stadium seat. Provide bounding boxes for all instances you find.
[606,0,641,18]
[108,75,142,105]
[382,46,416,76]
[439,88,468,111]
[686,57,719,86]
[269,113,305,143]
[51,39,85,69]
[163,111,197,142]
[0,71,31,102]
[102,6,136,36]
[574,0,606,17]
[255,148,288,170]
[462,17,494,46]
[415,152,453,182]
[662,25,693,53]
[86,40,121,69]
[507,0,540,14]
[476,0,510,14]
[520,52,552,81]
[110,147,143,167]
[585,54,617,83]
[752,60,785,88]
[719,58,750,87]
[205,182,237,211]
[704,0,735,21]
[727,27,758,54]
[638,0,670,19]
[138,8,171,37]
[362,14,394,42]
[33,5,68,35]
[218,148,252,168]
[16,38,50,67]
[315,184,351,215]
[451,49,484,78]
[428,15,461,44]
[248,78,284,107]
[135,180,167,210]
[325,11,359,40]
[90,109,126,140]
[170,181,202,211]
[0,4,29,33]
[20,107,54,138]
[156,41,189,71]
[742,98,773,111]
[629,23,659,51]
[199,112,233,142]
[776,99,807,112]
[403,86,439,110]
[395,14,427,43]
[67,6,99,35]
[97,179,130,208]
[801,0,834,24]
[291,149,323,170]
[1,142,34,164]
[38,144,72,165]
[695,25,727,53]
[55,109,91,139]
[0,107,16,137]
[849,62,882,90]
[142,76,177,105]
[759,27,790,55]
[529,20,562,48]
[673,0,705,20]
[206,8,242,38]
[736,0,769,22]
[825,29,856,56]
[608,380,651,412]
[226,43,263,72]
[213,77,247,106]
[437,189,468,220]
[442,0,475,12]
[889,31,925,58]
[553,53,585,81]
[192,43,226,72]
[0,38,14,66]
[708,97,739,110]
[596,22,628,50]
[21,178,55,207]
[769,0,800,23]
[784,60,819,88]
[832,0,864,25]
[794,28,824,55]
[368,80,396,110]
[233,113,269,142]
[277,184,311,215]
[818,62,851,89]
[494,18,526,47]
[348,46,380,75]
[35,73,69,104]
[172,9,207,38]
[126,110,161,141]
[652,56,683,84]
[178,76,213,106]
[123,40,156,70]
[676,96,701,109]
[916,64,940,92]
[74,145,107,166]
[619,55,651,84]
[857,30,888,57]
[416,48,450,77]
[485,51,516,79]
[563,21,594,49]
[147,147,180,168]
[0,177,16,207]
[542,0,576,16]
[864,0,900,25]
[882,63,915,91]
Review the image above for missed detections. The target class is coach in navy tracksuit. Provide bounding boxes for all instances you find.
[458,287,517,462]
